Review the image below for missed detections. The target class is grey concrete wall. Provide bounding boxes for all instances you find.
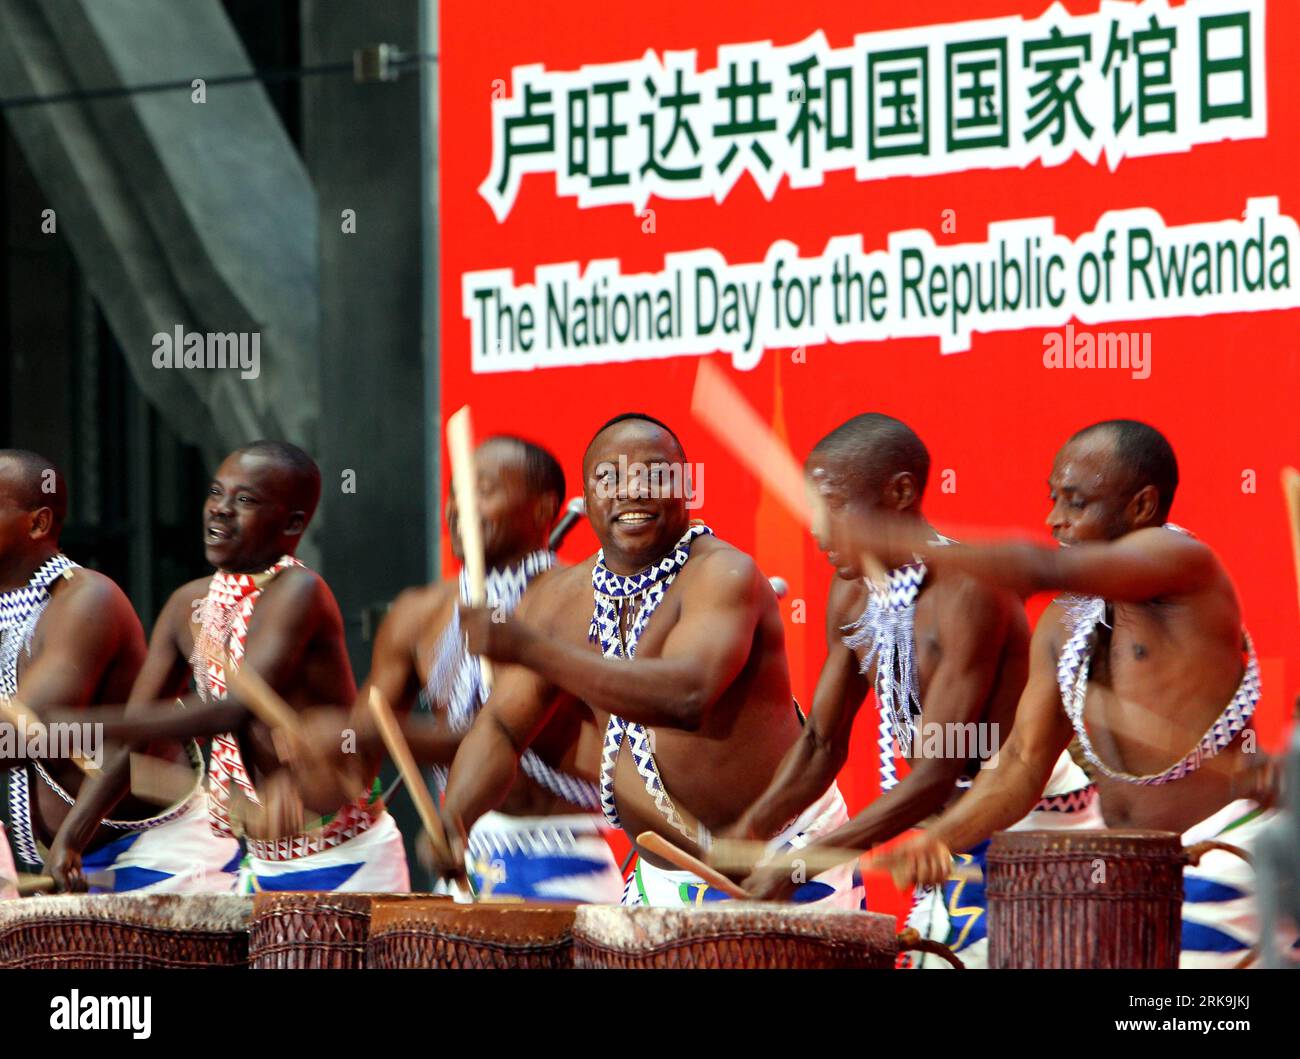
[0,0,322,476]
[301,0,430,671]
[302,0,433,882]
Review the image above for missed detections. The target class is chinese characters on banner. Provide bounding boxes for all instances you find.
[482,1,1263,219]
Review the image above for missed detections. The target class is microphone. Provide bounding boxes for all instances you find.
[768,576,789,599]
[548,497,587,550]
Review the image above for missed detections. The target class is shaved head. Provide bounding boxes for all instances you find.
[584,412,686,466]
[809,414,930,500]
[483,435,565,514]
[1067,419,1178,522]
[230,440,321,522]
[0,449,67,534]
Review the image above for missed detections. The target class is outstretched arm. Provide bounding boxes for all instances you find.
[928,528,1215,602]
[49,569,334,744]
[729,578,869,842]
[856,520,1217,603]
[427,581,566,877]
[877,609,1075,888]
[463,550,765,731]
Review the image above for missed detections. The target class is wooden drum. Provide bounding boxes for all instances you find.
[987,829,1185,969]
[0,894,253,969]
[572,904,960,969]
[367,899,577,969]
[249,892,442,969]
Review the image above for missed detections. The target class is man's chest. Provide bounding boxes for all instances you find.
[1078,607,1171,684]
[850,595,943,690]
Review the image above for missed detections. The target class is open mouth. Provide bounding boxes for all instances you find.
[206,524,233,544]
[613,510,657,528]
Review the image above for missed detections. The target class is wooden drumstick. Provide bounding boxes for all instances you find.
[217,652,364,803]
[14,873,55,896]
[221,655,304,733]
[690,359,889,585]
[1282,467,1300,619]
[708,836,982,883]
[366,687,460,875]
[447,405,493,691]
[13,870,115,896]
[636,830,753,899]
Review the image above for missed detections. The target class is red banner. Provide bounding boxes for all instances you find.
[441,0,1298,912]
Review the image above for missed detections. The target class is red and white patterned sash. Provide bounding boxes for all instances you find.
[190,554,303,837]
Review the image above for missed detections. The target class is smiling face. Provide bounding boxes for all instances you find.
[1046,431,1151,545]
[446,439,554,569]
[583,419,690,575]
[203,451,307,572]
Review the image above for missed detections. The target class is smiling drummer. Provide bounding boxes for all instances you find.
[430,413,863,907]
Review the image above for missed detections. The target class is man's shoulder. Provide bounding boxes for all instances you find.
[512,559,590,631]
[265,563,332,606]
[391,579,456,617]
[825,575,868,639]
[827,574,868,617]
[526,558,591,601]
[689,534,761,582]
[384,580,457,641]
[46,567,135,625]
[1129,524,1212,553]
[1032,598,1071,658]
[147,577,212,638]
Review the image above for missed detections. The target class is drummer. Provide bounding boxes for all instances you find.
[342,435,624,902]
[423,413,863,906]
[0,449,233,895]
[727,414,1101,968]
[867,420,1284,967]
[47,441,410,894]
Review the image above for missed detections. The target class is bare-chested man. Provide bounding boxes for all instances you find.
[728,415,1101,966]
[49,441,409,894]
[0,449,234,896]
[425,413,861,906]
[867,420,1281,967]
[353,435,623,901]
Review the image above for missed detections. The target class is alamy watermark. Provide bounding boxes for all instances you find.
[151,326,261,380]
[0,717,103,769]
[908,720,1000,764]
[593,455,704,509]
[50,990,151,1039]
[1043,323,1151,379]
